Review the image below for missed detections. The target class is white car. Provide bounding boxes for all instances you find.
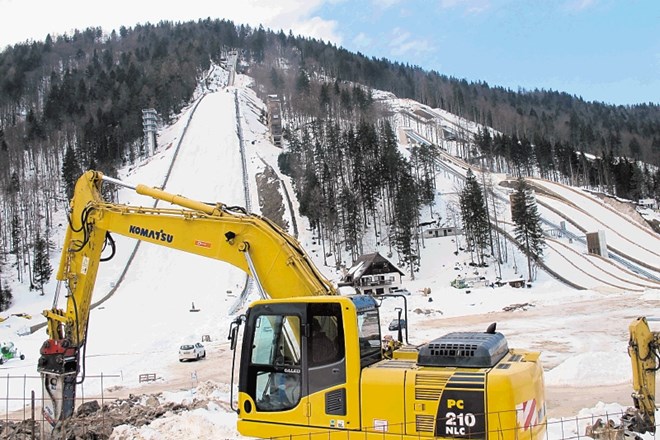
[390,288,411,296]
[178,342,206,362]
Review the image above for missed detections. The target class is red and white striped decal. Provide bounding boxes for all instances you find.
[516,398,537,430]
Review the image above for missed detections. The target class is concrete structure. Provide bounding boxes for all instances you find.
[266,95,283,147]
[142,108,158,156]
[586,230,608,257]
[398,127,433,148]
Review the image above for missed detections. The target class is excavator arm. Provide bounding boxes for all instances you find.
[39,170,335,425]
[587,317,658,440]
[626,316,659,434]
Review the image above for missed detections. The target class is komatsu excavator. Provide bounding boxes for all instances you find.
[627,317,659,435]
[587,317,659,440]
[40,170,547,439]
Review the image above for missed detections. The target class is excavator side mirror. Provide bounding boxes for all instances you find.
[228,315,245,351]
[395,307,403,343]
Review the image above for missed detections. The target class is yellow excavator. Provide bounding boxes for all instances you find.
[587,317,658,440]
[40,170,547,439]
[627,317,658,435]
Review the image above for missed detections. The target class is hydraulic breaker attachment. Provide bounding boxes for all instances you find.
[38,339,79,426]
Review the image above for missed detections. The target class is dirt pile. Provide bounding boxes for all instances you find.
[2,381,230,439]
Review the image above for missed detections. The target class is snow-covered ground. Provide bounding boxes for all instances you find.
[0,65,658,439]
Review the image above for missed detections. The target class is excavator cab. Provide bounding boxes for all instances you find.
[233,294,548,440]
[233,295,382,437]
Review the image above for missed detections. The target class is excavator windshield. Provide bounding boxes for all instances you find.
[251,314,303,411]
[251,315,302,367]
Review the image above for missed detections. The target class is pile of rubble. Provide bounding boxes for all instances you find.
[1,381,231,439]
[502,302,535,312]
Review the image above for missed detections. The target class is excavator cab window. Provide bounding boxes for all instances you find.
[251,314,302,411]
[357,308,381,367]
[308,307,344,367]
[250,314,301,366]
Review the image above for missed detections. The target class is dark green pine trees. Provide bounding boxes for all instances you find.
[32,233,53,295]
[0,265,12,312]
[511,178,545,281]
[459,169,490,266]
[62,143,81,198]
[393,167,420,278]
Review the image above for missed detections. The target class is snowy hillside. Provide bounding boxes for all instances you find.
[0,64,657,439]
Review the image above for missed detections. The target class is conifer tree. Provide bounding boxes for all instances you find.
[0,281,12,312]
[32,233,53,295]
[296,69,310,94]
[62,143,81,198]
[339,185,362,261]
[0,262,11,311]
[511,177,545,281]
[459,169,490,265]
[393,167,420,278]
[10,213,21,280]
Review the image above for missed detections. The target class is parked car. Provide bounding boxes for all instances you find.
[388,319,407,331]
[390,288,411,296]
[179,342,206,362]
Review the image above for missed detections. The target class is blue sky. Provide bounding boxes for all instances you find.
[319,0,660,106]
[1,0,658,105]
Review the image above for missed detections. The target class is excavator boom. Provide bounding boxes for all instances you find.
[587,317,659,440]
[39,170,334,424]
[627,316,659,434]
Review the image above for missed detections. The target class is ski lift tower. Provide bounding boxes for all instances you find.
[142,108,158,156]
